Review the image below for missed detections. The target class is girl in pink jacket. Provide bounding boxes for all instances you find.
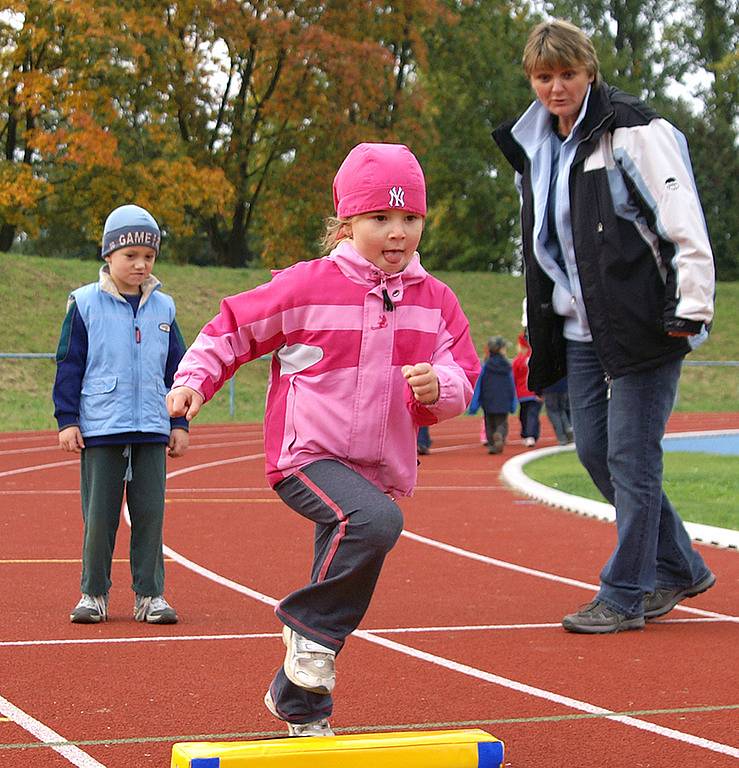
[167,142,478,736]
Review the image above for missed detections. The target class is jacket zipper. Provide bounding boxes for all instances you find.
[380,275,395,312]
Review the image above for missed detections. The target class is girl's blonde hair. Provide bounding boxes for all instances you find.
[320,215,352,255]
[522,19,600,86]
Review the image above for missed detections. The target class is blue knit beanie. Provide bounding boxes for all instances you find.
[101,204,161,258]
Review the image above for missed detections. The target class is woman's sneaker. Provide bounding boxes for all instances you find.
[133,595,178,624]
[562,600,645,634]
[282,625,336,694]
[644,572,716,619]
[263,689,334,737]
[70,594,108,623]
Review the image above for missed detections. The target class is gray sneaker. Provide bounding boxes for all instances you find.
[562,600,645,634]
[644,572,716,619]
[133,595,178,624]
[488,433,504,454]
[282,625,336,694]
[264,689,334,737]
[70,594,108,623]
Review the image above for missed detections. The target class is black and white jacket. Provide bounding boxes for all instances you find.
[493,82,715,391]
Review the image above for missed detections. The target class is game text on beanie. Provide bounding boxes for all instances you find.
[332,143,426,219]
[102,204,161,258]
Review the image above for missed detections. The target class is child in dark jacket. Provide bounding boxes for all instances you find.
[469,336,517,454]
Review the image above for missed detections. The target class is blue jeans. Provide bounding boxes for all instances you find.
[566,341,710,617]
[518,399,542,440]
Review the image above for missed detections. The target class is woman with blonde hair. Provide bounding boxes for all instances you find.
[493,20,716,634]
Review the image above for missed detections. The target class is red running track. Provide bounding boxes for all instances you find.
[0,413,737,767]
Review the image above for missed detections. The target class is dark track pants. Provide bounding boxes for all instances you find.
[269,459,403,723]
[79,443,167,598]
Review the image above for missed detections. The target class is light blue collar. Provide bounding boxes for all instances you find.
[512,85,593,159]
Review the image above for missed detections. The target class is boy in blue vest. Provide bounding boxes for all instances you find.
[53,204,189,624]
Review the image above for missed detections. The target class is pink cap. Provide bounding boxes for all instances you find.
[332,143,426,218]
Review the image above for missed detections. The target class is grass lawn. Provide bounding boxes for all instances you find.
[1,253,738,431]
[525,451,739,530]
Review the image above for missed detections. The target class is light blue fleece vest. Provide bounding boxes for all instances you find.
[73,282,175,437]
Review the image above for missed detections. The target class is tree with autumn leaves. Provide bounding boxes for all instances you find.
[1,0,447,267]
[1,0,736,276]
[0,2,230,257]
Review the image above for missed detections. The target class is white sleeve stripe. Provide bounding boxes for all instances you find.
[612,120,714,323]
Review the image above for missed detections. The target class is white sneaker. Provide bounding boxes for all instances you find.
[70,594,108,623]
[524,437,536,447]
[282,625,336,694]
[133,595,178,624]
[264,689,334,737]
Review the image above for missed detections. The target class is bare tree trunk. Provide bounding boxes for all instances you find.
[225,199,248,267]
[0,224,15,251]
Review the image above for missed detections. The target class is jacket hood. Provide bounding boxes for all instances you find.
[484,353,511,373]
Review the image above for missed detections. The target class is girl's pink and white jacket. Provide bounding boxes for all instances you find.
[172,242,479,497]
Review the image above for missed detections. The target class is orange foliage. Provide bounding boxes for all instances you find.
[1,0,445,260]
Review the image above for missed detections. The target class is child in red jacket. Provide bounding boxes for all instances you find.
[512,332,543,447]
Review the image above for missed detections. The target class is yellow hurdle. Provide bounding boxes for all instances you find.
[171,728,504,767]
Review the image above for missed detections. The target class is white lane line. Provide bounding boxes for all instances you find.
[0,447,263,481]
[3,450,734,622]
[0,485,507,495]
[364,616,736,633]
[6,447,736,760]
[0,441,262,458]
[415,485,506,491]
[0,694,106,767]
[401,530,599,591]
[127,454,739,757]
[0,633,281,648]
[152,523,739,757]
[3,617,733,649]
[354,631,739,759]
[422,442,479,454]
[165,452,264,479]
[0,489,78,495]
[400,529,737,622]
[0,460,77,478]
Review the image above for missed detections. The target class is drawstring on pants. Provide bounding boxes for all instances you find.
[122,444,133,483]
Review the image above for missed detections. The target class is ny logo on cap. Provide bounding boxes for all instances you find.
[388,186,405,207]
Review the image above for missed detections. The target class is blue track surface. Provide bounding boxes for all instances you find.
[663,434,739,455]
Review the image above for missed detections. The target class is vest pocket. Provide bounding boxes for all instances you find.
[81,376,117,396]
[80,376,118,429]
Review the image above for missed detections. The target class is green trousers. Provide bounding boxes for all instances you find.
[79,443,167,598]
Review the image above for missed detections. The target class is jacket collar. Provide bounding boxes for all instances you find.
[511,84,594,158]
[577,81,615,143]
[325,240,428,290]
[98,264,161,304]
[497,81,615,168]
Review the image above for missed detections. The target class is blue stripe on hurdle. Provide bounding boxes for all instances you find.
[191,758,220,767]
[478,740,505,767]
